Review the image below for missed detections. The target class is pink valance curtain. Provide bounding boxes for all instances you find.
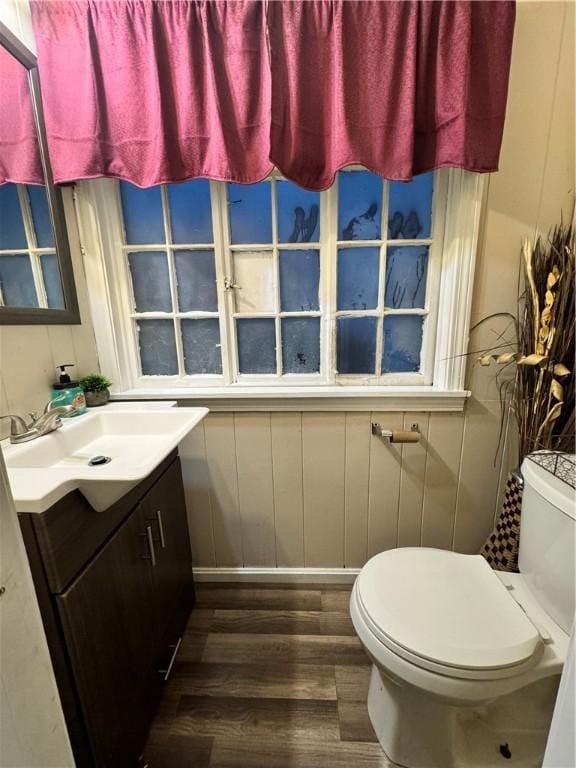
[0,45,44,185]
[28,0,516,190]
[29,0,272,187]
[269,1,516,188]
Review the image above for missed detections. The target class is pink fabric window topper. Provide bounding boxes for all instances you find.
[25,0,516,190]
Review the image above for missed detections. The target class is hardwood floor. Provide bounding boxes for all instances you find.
[143,583,391,767]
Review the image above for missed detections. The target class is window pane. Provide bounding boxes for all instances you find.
[27,185,54,247]
[137,319,178,375]
[388,173,434,239]
[282,317,320,374]
[337,247,379,310]
[237,318,276,374]
[337,316,377,374]
[277,181,320,243]
[228,182,272,244]
[168,180,213,244]
[128,251,171,312]
[40,253,64,309]
[181,318,222,375]
[174,250,217,312]
[382,315,423,373]
[338,171,382,241]
[384,246,428,309]
[0,254,38,307]
[233,250,275,313]
[120,182,164,244]
[279,249,319,311]
[0,184,26,249]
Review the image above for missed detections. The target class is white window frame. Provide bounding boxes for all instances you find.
[75,169,484,412]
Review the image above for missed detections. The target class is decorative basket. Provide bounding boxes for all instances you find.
[480,472,523,573]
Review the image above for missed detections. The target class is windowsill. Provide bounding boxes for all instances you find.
[110,386,470,412]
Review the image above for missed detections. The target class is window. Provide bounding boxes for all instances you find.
[0,183,64,309]
[80,167,483,404]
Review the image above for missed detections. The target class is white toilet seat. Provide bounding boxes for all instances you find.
[350,548,568,705]
[354,548,542,680]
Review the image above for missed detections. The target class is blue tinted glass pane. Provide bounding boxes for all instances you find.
[338,171,382,240]
[0,185,26,249]
[277,181,320,243]
[337,247,380,310]
[168,180,213,244]
[181,319,222,375]
[0,254,38,307]
[382,315,423,373]
[228,182,272,244]
[41,253,64,309]
[120,182,164,244]
[384,246,428,309]
[27,186,54,247]
[279,249,319,311]
[128,251,171,312]
[337,316,377,374]
[237,318,276,373]
[282,317,320,374]
[137,319,178,375]
[388,173,434,239]
[174,250,217,312]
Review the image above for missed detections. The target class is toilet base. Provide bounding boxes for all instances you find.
[367,665,558,768]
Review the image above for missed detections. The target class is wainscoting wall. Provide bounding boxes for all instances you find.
[180,401,502,569]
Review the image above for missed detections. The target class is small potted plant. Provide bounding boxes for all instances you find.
[79,374,112,407]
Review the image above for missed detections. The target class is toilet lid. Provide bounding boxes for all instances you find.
[356,549,540,671]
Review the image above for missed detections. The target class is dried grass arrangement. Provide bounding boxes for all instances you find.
[478,224,575,461]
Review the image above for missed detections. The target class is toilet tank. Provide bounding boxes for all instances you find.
[519,453,575,634]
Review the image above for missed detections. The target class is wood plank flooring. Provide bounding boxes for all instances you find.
[143,583,391,767]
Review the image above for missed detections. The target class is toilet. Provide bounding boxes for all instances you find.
[350,454,575,768]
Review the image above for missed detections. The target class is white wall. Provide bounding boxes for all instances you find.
[0,451,74,767]
[543,629,575,768]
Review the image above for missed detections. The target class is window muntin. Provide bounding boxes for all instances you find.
[116,169,441,386]
[119,179,223,378]
[334,170,434,378]
[224,177,322,378]
[0,183,63,309]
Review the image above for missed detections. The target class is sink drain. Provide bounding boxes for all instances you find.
[88,455,112,466]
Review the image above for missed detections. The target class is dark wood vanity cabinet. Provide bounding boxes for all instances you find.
[18,452,195,768]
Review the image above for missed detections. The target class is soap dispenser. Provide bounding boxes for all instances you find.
[50,364,87,416]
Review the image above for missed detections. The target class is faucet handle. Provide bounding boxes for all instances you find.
[44,397,65,414]
[0,415,29,436]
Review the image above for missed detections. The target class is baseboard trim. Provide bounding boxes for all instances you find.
[192,567,361,584]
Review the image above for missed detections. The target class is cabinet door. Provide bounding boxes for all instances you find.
[141,458,195,660]
[56,505,157,768]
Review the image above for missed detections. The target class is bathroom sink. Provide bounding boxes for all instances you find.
[2,404,208,513]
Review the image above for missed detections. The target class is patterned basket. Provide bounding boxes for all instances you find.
[480,472,523,573]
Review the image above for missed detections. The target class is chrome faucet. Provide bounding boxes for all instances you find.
[1,400,78,444]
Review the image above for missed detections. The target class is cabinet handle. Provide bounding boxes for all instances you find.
[155,509,166,549]
[139,525,157,567]
[158,636,182,682]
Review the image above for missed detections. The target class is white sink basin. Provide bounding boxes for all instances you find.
[2,404,208,513]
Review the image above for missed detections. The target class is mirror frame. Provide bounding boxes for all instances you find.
[0,21,80,325]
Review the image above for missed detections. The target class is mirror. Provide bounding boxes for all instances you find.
[0,21,79,324]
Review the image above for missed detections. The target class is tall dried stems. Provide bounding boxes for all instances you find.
[478,224,574,461]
